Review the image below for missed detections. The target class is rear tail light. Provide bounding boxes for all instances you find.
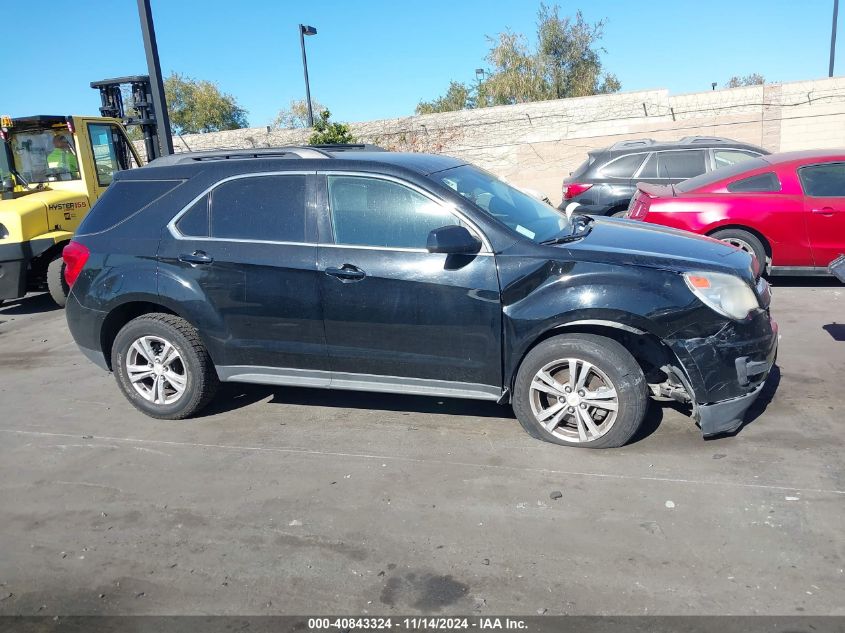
[627,192,649,220]
[562,183,593,200]
[62,241,90,288]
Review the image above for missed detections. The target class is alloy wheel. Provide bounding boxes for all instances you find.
[125,335,187,405]
[528,358,619,443]
[721,237,755,256]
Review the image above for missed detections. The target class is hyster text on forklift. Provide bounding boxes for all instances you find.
[0,76,162,307]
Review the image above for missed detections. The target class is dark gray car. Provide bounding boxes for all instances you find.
[560,136,769,216]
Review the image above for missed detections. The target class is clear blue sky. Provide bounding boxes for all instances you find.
[2,0,842,126]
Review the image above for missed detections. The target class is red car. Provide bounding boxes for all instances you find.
[627,150,845,274]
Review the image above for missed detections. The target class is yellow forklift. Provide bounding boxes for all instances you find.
[0,77,161,307]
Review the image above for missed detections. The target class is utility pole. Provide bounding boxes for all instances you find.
[831,0,840,77]
[137,0,174,156]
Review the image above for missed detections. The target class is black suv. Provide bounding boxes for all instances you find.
[64,146,778,448]
[561,136,769,216]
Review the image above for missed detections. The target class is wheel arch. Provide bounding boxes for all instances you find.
[99,299,202,371]
[706,224,772,260]
[505,320,689,402]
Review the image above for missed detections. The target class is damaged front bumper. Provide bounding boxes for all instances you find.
[696,373,769,436]
[668,311,778,437]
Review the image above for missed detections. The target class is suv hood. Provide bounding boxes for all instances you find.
[564,217,756,282]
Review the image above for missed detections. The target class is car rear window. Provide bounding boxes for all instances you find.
[676,157,770,193]
[726,172,781,193]
[569,155,595,179]
[76,179,181,235]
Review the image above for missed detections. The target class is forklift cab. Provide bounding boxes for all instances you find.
[0,115,141,306]
[1,115,140,204]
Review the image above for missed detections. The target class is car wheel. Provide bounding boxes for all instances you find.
[46,253,69,307]
[512,333,648,448]
[710,229,767,272]
[111,313,219,419]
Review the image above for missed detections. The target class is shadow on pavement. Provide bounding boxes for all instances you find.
[767,275,842,288]
[200,382,516,420]
[0,293,59,316]
[202,381,677,448]
[822,323,845,341]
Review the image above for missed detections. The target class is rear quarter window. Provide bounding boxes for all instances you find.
[76,179,181,235]
[726,172,781,193]
[598,153,646,178]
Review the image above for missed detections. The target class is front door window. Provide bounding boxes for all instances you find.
[328,175,459,249]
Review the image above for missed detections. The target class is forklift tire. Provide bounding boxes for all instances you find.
[47,254,69,308]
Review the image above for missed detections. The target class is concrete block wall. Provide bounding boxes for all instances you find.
[147,76,845,205]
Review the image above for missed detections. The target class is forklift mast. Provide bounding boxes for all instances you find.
[90,76,168,161]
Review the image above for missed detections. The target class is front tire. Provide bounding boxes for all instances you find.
[47,253,69,307]
[111,313,219,419]
[512,334,648,448]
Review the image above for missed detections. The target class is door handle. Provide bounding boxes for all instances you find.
[811,207,839,215]
[178,250,214,265]
[325,264,366,281]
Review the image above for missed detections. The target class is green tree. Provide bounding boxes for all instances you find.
[725,73,765,88]
[272,98,326,129]
[416,81,472,114]
[419,3,620,113]
[309,109,355,145]
[164,72,248,134]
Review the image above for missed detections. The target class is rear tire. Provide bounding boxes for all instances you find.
[512,334,648,448]
[710,228,767,272]
[46,253,68,307]
[111,313,219,419]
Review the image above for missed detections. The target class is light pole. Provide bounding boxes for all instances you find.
[831,0,839,77]
[137,0,173,156]
[299,24,317,127]
[475,69,485,107]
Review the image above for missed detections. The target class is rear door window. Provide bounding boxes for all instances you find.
[599,153,646,178]
[657,150,707,179]
[209,175,307,242]
[176,194,209,236]
[799,163,845,197]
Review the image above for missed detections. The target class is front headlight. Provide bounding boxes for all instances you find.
[0,223,8,240]
[684,271,759,321]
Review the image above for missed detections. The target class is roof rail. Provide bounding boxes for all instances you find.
[311,143,387,152]
[148,146,332,166]
[677,136,735,144]
[609,138,656,151]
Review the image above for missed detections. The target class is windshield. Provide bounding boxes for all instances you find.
[675,157,769,193]
[8,129,81,184]
[431,164,570,243]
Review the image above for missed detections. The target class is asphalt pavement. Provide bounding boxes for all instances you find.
[0,279,842,615]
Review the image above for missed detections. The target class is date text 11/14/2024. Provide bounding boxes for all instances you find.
[307,617,529,629]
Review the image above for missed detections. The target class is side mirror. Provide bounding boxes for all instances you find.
[426,225,481,255]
